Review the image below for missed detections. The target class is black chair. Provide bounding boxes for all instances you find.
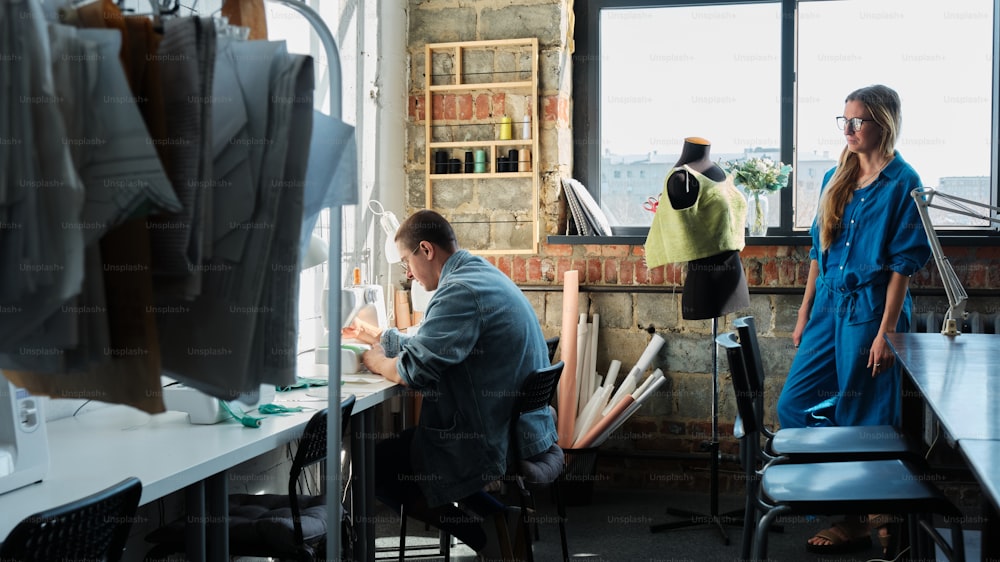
[507,360,569,562]
[1,476,142,562]
[733,316,923,464]
[718,331,965,562]
[397,361,569,562]
[545,335,560,364]
[146,395,356,561]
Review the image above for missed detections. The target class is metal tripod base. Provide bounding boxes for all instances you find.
[650,317,737,544]
[648,440,742,544]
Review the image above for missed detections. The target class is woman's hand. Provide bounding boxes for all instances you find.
[868,332,895,378]
[792,305,809,348]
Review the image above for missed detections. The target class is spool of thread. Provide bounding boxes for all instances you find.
[464,151,474,173]
[496,157,506,173]
[474,149,486,173]
[448,158,461,174]
[521,115,530,139]
[508,149,518,173]
[395,290,411,329]
[498,116,512,140]
[434,151,448,174]
[518,148,530,172]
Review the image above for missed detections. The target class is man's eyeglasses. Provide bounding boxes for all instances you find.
[398,244,420,275]
[836,116,876,132]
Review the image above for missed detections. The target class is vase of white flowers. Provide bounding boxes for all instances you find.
[746,191,769,237]
[724,156,793,237]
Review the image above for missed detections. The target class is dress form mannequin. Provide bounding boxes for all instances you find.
[666,137,726,210]
[666,138,749,320]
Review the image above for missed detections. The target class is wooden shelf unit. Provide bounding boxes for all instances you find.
[424,38,540,254]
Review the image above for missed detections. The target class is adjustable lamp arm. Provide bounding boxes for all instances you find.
[910,187,1000,336]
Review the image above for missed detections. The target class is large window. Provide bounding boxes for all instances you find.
[574,0,999,239]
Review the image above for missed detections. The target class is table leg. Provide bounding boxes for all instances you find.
[984,497,999,562]
[353,408,377,562]
[184,482,206,562]
[206,471,229,561]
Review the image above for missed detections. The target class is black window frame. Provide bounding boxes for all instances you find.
[565,0,1000,247]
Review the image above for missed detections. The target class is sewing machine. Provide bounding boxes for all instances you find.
[0,371,49,495]
[315,285,387,371]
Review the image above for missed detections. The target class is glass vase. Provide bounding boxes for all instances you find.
[747,191,769,237]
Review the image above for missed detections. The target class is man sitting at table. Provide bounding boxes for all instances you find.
[355,209,557,558]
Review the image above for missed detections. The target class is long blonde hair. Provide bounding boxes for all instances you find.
[817,85,901,250]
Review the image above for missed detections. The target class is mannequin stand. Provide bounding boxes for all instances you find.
[649,317,742,543]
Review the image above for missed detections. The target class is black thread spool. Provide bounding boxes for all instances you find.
[507,149,519,173]
[448,158,461,174]
[496,156,507,173]
[464,151,474,173]
[435,151,448,174]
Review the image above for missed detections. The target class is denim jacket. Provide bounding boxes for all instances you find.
[809,151,930,326]
[380,250,557,507]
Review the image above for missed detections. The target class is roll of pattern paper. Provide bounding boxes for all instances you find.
[557,270,579,447]
[574,395,635,449]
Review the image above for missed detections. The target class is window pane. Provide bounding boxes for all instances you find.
[796,0,994,229]
[599,4,781,229]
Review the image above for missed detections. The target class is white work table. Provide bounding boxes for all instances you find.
[0,373,401,561]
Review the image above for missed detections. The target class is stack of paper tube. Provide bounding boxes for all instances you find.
[556,270,668,450]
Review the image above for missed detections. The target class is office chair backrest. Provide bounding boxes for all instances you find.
[288,394,355,483]
[518,361,563,417]
[289,407,329,493]
[545,336,560,364]
[340,394,356,439]
[733,316,769,431]
[733,316,765,394]
[287,395,355,547]
[0,476,142,562]
[511,361,563,458]
[717,332,759,438]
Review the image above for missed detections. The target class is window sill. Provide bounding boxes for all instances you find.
[547,234,811,246]
[547,233,1000,247]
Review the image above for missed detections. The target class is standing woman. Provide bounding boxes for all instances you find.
[776,85,931,552]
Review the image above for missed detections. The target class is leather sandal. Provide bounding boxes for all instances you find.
[805,517,872,554]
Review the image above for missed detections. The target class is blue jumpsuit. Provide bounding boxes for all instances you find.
[777,151,930,428]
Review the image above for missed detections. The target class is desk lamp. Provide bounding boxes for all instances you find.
[911,187,1000,336]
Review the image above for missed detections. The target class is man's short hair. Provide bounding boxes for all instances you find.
[395,209,458,251]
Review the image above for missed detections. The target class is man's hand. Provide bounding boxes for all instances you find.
[361,344,404,385]
[342,318,381,345]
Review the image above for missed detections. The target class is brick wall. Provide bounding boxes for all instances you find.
[406,0,1000,493]
[500,243,1000,494]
